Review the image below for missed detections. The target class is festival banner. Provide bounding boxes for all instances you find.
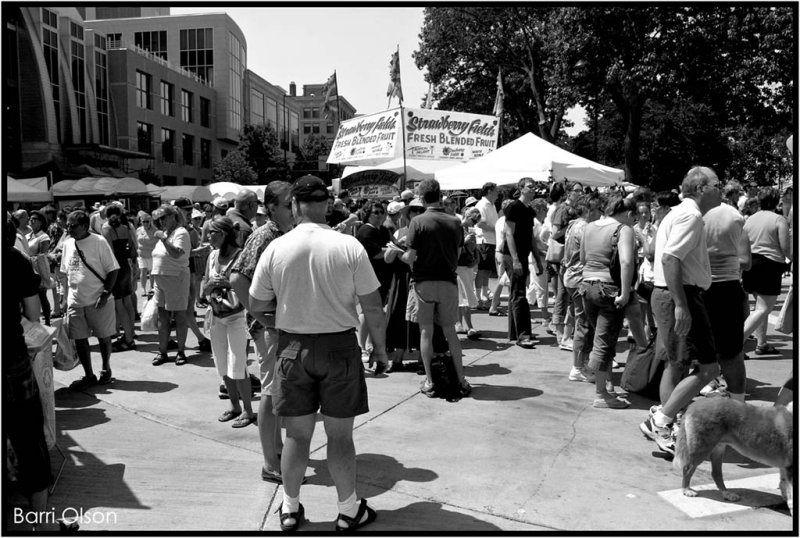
[327,108,402,166]
[403,107,499,162]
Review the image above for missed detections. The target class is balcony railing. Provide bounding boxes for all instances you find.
[109,40,213,88]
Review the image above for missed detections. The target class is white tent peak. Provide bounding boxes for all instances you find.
[435,132,624,189]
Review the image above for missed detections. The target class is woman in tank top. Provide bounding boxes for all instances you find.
[579,193,637,409]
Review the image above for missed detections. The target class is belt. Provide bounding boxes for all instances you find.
[654,285,668,290]
[278,328,355,337]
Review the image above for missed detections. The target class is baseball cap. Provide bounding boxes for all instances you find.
[408,198,424,208]
[174,197,193,210]
[401,189,414,201]
[212,197,229,209]
[191,209,204,220]
[293,175,329,202]
[387,201,405,215]
[464,196,478,208]
[256,205,268,216]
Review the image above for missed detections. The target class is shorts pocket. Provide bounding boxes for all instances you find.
[327,345,360,380]
[276,341,301,377]
[598,282,620,299]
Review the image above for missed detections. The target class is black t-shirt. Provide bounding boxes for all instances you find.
[355,224,393,293]
[406,207,463,284]
[326,209,347,227]
[6,248,41,370]
[501,200,534,261]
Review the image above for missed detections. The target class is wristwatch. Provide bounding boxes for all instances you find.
[101,289,112,297]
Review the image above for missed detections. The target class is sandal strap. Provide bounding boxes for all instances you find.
[337,498,372,529]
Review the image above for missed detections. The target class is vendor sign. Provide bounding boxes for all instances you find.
[403,107,498,161]
[327,108,402,166]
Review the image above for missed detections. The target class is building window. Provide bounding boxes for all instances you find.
[303,108,311,119]
[179,28,213,83]
[42,8,58,28]
[136,70,151,109]
[94,34,106,50]
[228,32,244,131]
[182,133,194,165]
[137,122,152,154]
[94,49,109,144]
[311,107,320,119]
[303,124,311,135]
[200,97,210,128]
[250,89,264,125]
[312,124,320,134]
[181,89,193,123]
[327,123,334,134]
[134,30,167,60]
[200,138,211,168]
[160,81,174,117]
[162,175,177,186]
[107,33,121,49]
[183,177,197,186]
[161,128,175,163]
[221,149,229,160]
[70,39,87,143]
[266,96,278,129]
[290,111,299,150]
[42,17,60,138]
[70,21,83,40]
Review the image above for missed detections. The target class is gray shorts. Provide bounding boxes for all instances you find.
[406,280,459,327]
[67,300,116,340]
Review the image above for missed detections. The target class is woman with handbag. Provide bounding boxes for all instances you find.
[202,217,254,428]
[102,204,138,352]
[26,211,52,326]
[579,193,637,409]
[456,207,483,339]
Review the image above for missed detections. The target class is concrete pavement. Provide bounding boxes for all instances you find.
[5,280,794,532]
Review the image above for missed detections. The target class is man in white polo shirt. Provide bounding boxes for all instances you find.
[249,175,386,532]
[474,182,500,309]
[639,166,722,454]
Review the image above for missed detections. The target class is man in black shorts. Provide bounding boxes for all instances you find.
[639,166,722,454]
[249,176,386,532]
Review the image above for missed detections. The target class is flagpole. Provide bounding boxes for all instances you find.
[334,70,340,125]
[397,45,407,192]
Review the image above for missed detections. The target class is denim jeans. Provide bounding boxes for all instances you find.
[552,265,569,326]
[580,281,625,373]
[566,286,592,368]
[503,254,532,342]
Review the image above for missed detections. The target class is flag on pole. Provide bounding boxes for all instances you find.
[387,49,403,103]
[322,71,338,121]
[492,68,504,117]
[424,82,434,109]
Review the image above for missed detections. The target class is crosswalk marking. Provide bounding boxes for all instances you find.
[658,473,788,518]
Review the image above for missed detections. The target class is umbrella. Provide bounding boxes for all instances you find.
[158,185,214,203]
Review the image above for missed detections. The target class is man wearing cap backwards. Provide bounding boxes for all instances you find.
[249,175,386,531]
[201,197,229,243]
[400,179,472,399]
[253,205,268,229]
[474,182,500,310]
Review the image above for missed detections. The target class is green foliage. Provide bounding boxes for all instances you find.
[212,149,257,185]
[238,123,287,183]
[416,6,794,186]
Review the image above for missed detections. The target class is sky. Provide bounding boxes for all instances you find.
[170,6,587,134]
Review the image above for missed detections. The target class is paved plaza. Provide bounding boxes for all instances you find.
[5,279,794,533]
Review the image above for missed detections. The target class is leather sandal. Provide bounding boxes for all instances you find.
[276,502,304,531]
[152,353,169,366]
[335,498,376,532]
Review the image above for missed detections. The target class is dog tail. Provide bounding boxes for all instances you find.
[673,421,688,472]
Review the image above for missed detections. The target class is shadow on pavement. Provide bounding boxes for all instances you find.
[93,379,178,394]
[56,408,111,431]
[294,501,503,532]
[304,454,437,495]
[468,384,543,401]
[463,363,512,378]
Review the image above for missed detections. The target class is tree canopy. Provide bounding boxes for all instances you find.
[415,6,794,188]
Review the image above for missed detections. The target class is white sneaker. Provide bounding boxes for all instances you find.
[559,339,574,352]
[568,367,588,382]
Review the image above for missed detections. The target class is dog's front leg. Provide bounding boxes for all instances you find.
[710,445,740,502]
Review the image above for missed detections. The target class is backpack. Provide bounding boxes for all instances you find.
[609,224,638,288]
[429,353,463,402]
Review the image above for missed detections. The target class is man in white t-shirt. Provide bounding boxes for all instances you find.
[61,210,120,390]
[249,175,385,532]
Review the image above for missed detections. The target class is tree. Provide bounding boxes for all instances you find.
[238,123,287,183]
[414,7,582,144]
[212,149,257,185]
[295,133,330,175]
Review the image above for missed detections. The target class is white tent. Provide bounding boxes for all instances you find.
[435,132,624,189]
[7,177,52,202]
[208,182,268,202]
[342,158,460,182]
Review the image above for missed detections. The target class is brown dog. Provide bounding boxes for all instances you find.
[673,398,793,514]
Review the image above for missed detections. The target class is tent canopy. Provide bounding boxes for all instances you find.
[158,185,214,203]
[207,182,266,202]
[52,176,150,197]
[341,158,459,190]
[435,133,624,189]
[7,177,52,202]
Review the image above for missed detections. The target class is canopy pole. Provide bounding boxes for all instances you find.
[399,104,407,192]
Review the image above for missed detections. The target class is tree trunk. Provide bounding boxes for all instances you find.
[623,94,644,184]
[523,60,552,143]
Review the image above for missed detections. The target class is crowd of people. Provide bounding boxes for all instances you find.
[6,167,793,531]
